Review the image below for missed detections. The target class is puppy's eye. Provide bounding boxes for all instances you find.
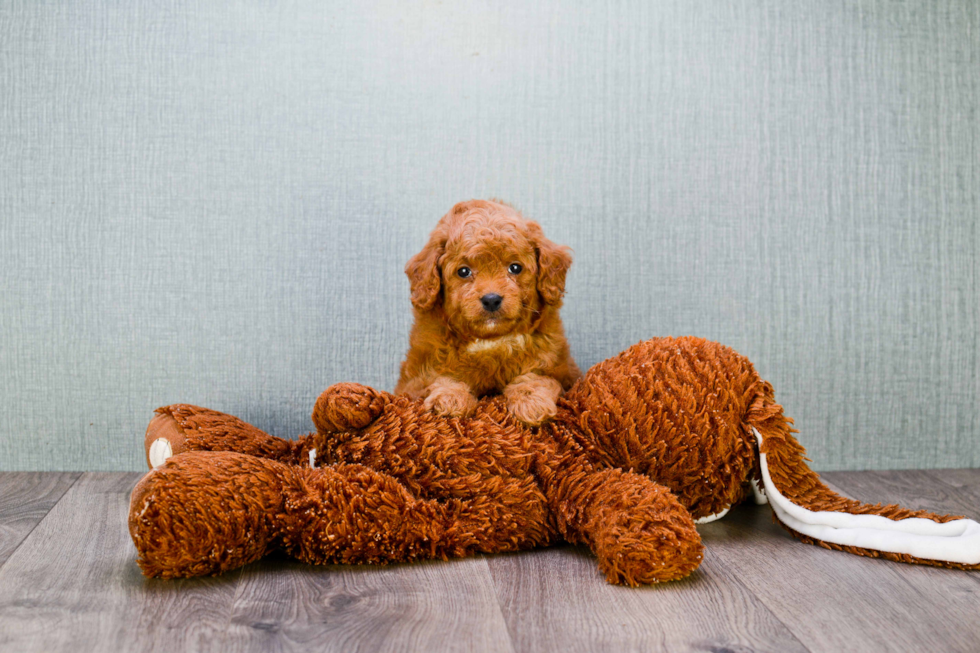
[457,267,472,278]
[508,263,523,275]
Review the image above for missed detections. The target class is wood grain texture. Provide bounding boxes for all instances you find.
[222,556,513,653]
[0,473,247,652]
[822,468,980,594]
[822,469,980,519]
[487,545,806,653]
[0,472,512,653]
[0,472,79,568]
[705,482,980,652]
[926,468,980,507]
[0,471,978,652]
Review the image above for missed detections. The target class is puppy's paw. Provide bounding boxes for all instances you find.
[505,390,558,427]
[423,377,478,418]
[504,374,562,427]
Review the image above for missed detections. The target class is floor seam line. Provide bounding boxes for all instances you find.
[483,555,521,653]
[710,509,817,653]
[0,472,83,574]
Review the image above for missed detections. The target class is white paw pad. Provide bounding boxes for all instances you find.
[695,506,731,524]
[148,438,173,468]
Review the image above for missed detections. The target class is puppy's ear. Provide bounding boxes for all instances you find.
[528,221,572,306]
[405,227,447,311]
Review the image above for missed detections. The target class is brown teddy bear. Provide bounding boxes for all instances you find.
[130,336,980,585]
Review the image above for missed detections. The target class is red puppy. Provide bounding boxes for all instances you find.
[396,200,581,426]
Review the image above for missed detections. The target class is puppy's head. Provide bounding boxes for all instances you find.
[406,200,572,340]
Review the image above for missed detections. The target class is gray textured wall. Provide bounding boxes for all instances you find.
[1,1,977,471]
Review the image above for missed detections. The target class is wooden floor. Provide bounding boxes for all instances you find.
[0,470,978,652]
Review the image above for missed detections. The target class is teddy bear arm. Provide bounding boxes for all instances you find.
[312,382,394,434]
[144,405,303,469]
[547,466,704,585]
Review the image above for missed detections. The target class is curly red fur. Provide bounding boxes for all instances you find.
[132,336,980,585]
[396,200,580,426]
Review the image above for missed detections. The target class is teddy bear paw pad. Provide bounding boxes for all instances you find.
[148,438,173,468]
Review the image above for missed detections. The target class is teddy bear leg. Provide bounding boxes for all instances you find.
[312,382,394,434]
[144,405,302,469]
[131,451,549,578]
[130,451,290,577]
[278,465,552,566]
[548,467,704,585]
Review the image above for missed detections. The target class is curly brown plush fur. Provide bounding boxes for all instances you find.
[132,337,980,585]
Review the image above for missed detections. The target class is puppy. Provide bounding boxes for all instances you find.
[396,200,581,426]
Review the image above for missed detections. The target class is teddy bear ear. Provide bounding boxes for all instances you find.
[528,221,573,306]
[405,217,452,311]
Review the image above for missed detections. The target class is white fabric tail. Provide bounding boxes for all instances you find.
[753,427,980,565]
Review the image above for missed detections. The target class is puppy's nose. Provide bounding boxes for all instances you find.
[480,293,503,312]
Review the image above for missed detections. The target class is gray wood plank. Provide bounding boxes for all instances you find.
[822,469,980,518]
[0,472,79,568]
[704,475,980,653]
[823,467,980,595]
[2,470,977,652]
[0,472,246,653]
[0,472,516,653]
[487,542,807,653]
[927,468,980,506]
[223,555,515,653]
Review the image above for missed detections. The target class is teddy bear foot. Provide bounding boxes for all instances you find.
[554,468,704,585]
[130,451,286,578]
[143,404,305,469]
[144,412,187,469]
[594,518,704,586]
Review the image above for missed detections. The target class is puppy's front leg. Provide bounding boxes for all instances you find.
[422,376,478,417]
[504,373,563,426]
